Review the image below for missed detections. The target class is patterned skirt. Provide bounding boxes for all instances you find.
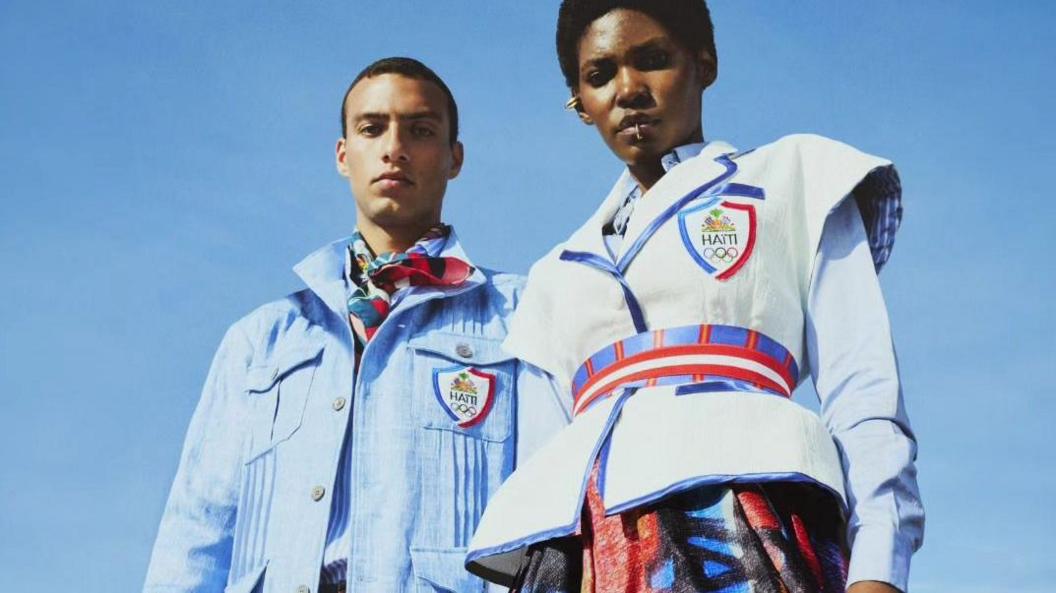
[512,464,848,593]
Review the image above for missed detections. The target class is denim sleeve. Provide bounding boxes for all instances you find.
[143,323,254,593]
[514,361,572,467]
[806,198,924,593]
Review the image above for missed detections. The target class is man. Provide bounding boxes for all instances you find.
[143,57,570,593]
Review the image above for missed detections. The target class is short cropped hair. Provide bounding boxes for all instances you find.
[556,0,717,90]
[340,57,459,145]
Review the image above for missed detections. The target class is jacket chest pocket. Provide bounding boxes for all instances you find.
[408,333,516,443]
[407,332,517,549]
[243,344,324,460]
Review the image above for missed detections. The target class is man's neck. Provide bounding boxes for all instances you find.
[356,219,438,255]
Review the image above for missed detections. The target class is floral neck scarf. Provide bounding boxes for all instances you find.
[345,224,473,346]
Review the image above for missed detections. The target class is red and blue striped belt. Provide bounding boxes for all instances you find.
[571,324,800,416]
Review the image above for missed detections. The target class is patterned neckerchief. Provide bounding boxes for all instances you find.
[344,224,473,346]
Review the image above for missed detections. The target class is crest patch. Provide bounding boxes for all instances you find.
[678,199,757,280]
[432,365,496,428]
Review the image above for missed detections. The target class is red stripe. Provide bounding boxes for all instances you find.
[734,487,782,530]
[792,513,827,591]
[699,324,712,343]
[575,364,789,414]
[716,202,757,281]
[646,330,666,386]
[574,343,795,401]
[746,330,759,350]
[614,341,625,361]
[695,325,711,379]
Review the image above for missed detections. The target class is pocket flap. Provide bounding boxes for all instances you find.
[245,344,325,393]
[408,333,514,366]
[224,561,267,593]
[410,547,482,593]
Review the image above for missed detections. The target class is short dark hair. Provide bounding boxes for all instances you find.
[556,0,717,90]
[340,57,459,145]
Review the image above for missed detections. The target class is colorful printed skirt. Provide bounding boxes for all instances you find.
[512,464,848,593]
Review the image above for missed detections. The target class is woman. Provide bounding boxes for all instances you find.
[467,2,923,592]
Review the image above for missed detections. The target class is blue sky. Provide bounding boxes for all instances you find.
[1,1,1053,591]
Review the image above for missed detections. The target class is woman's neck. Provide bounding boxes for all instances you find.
[628,126,704,192]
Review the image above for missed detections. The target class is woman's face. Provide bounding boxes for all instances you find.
[575,8,715,171]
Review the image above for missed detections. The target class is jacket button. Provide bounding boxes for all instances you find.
[332,397,347,411]
[296,586,310,593]
[311,485,326,501]
[455,343,473,359]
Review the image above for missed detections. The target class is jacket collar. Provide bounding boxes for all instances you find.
[293,228,486,320]
[561,140,737,261]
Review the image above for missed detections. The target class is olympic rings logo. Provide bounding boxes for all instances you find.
[450,401,478,416]
[703,246,739,263]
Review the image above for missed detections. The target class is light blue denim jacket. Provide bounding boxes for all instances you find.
[143,233,571,593]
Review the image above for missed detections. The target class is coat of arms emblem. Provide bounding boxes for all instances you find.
[678,199,757,280]
[432,366,496,428]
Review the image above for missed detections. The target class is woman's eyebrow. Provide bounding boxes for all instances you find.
[580,36,671,70]
[628,37,669,53]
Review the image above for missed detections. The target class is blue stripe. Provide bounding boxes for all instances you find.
[560,154,742,337]
[708,325,748,346]
[655,374,693,386]
[617,154,739,275]
[754,334,794,385]
[674,380,744,396]
[591,344,617,376]
[573,324,798,398]
[721,183,766,200]
[621,331,654,359]
[675,379,787,398]
[572,365,590,396]
[663,324,700,346]
[559,251,647,333]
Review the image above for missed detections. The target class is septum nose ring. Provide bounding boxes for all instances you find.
[634,124,643,140]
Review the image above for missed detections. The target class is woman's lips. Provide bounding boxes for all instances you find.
[617,120,659,142]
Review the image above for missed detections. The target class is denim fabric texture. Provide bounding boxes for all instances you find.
[143,232,570,593]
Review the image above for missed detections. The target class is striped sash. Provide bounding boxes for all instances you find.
[571,324,799,416]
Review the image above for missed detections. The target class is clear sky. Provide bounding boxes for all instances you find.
[1,1,1053,591]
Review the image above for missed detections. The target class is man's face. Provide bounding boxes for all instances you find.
[336,74,463,232]
[575,8,715,169]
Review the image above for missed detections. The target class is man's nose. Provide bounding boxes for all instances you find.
[382,128,410,163]
[615,67,652,109]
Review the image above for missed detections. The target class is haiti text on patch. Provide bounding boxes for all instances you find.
[678,199,758,280]
[432,365,496,428]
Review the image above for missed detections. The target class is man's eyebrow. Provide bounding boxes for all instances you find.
[352,111,442,122]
